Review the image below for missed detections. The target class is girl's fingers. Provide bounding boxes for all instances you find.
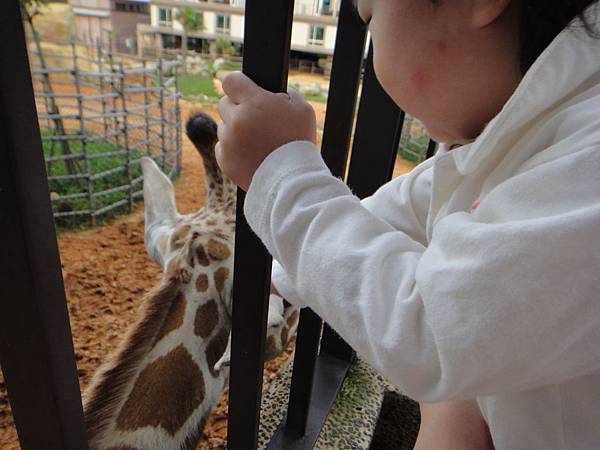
[222,71,269,104]
[218,95,236,123]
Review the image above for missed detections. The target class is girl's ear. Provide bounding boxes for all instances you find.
[471,0,513,28]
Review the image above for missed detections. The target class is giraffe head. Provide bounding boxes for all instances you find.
[140,110,298,370]
[140,111,236,317]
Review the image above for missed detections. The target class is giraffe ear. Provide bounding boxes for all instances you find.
[140,157,180,267]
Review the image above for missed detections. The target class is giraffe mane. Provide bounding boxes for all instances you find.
[83,278,181,446]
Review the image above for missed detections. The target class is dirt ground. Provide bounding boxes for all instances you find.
[0,100,415,449]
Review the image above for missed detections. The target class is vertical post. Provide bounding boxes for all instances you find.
[157,58,166,170]
[119,62,133,213]
[42,77,52,130]
[270,1,367,445]
[226,1,294,449]
[108,49,119,146]
[287,0,367,433]
[174,62,182,174]
[96,39,109,140]
[72,40,95,227]
[142,59,150,154]
[426,138,437,159]
[166,74,172,172]
[0,3,88,449]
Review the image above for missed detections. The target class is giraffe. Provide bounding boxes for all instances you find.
[83,111,299,450]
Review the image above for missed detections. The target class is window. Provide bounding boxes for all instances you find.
[215,15,231,34]
[319,0,333,15]
[307,25,325,46]
[115,2,148,13]
[159,8,173,26]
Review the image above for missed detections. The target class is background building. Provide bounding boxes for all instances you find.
[69,0,150,52]
[137,0,341,70]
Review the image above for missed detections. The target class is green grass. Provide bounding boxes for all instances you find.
[304,91,327,103]
[178,73,221,99]
[218,60,242,71]
[43,132,147,230]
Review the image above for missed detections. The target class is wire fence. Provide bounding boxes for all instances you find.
[28,39,182,228]
[398,115,430,164]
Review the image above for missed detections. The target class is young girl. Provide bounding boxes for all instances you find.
[216,1,600,448]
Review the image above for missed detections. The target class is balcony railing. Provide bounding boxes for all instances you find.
[0,0,436,449]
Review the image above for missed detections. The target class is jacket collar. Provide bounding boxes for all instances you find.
[449,4,600,176]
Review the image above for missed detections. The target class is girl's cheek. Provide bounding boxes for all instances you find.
[411,70,429,95]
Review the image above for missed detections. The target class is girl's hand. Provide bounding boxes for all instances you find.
[216,72,317,191]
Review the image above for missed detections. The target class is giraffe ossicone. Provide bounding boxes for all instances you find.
[83,111,299,450]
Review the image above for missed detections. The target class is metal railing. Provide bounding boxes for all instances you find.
[227,0,434,448]
[0,0,436,449]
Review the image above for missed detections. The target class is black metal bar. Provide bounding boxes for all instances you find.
[319,0,368,178]
[267,354,351,450]
[275,0,367,441]
[426,138,438,159]
[284,309,322,434]
[0,3,89,450]
[226,0,294,448]
[320,41,405,364]
[346,42,405,199]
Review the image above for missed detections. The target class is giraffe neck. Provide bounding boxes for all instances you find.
[83,258,232,450]
[202,157,237,213]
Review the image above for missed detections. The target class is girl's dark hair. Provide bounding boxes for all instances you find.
[519,0,599,72]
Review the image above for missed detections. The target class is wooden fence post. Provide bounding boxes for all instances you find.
[119,62,134,213]
[96,39,109,140]
[142,59,151,154]
[174,62,182,174]
[72,40,95,227]
[157,57,166,170]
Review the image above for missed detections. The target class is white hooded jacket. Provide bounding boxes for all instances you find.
[244,8,600,449]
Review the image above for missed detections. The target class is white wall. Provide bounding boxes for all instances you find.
[150,2,337,52]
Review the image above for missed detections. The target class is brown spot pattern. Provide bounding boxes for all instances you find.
[206,239,231,261]
[206,327,230,377]
[196,245,210,266]
[194,300,219,338]
[116,345,205,436]
[154,293,187,344]
[195,273,209,292]
[287,310,299,328]
[214,267,229,294]
[166,258,192,284]
[265,335,277,357]
[280,326,289,348]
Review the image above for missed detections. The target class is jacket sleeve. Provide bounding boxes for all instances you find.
[246,141,600,401]
[270,146,434,307]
